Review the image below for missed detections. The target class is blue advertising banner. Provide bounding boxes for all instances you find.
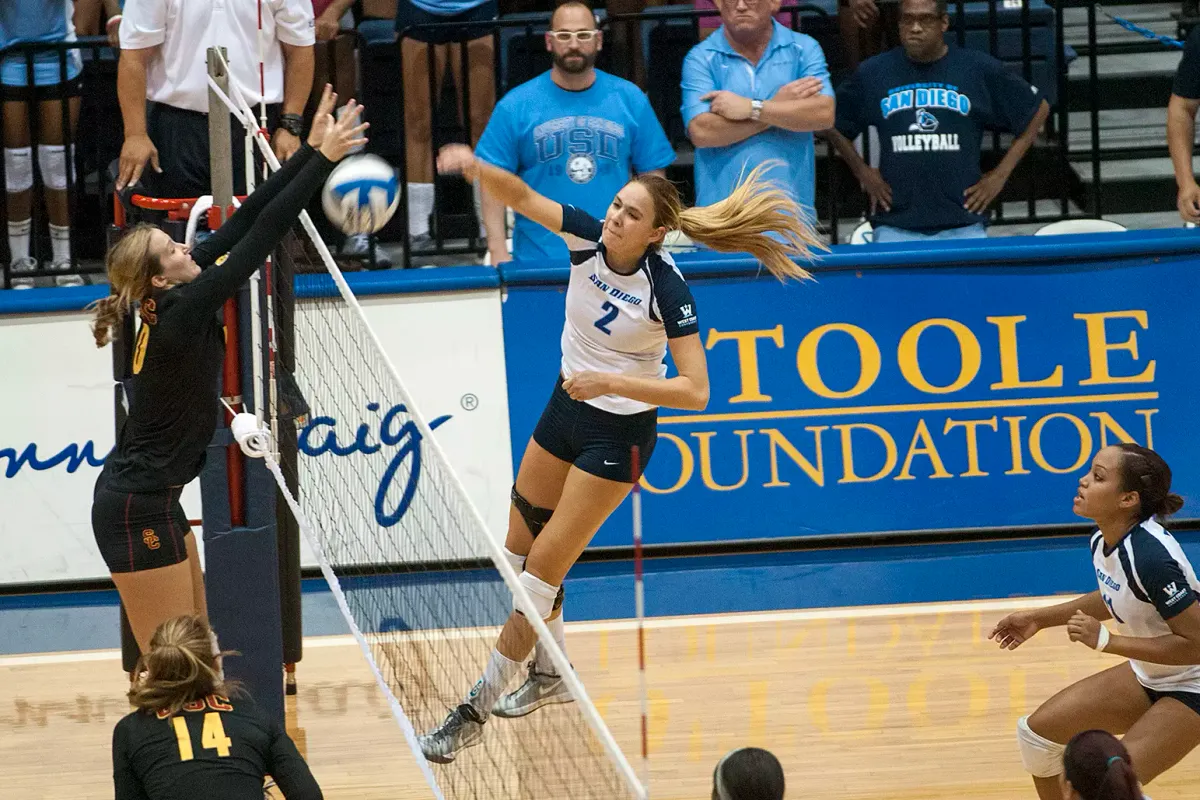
[503,247,1200,548]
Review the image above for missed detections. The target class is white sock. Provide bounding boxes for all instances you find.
[535,613,568,677]
[7,218,30,263]
[466,648,523,718]
[407,182,434,238]
[49,223,71,264]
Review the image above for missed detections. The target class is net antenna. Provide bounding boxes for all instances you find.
[207,49,646,800]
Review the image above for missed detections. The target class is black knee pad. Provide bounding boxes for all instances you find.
[553,586,564,614]
[511,485,554,538]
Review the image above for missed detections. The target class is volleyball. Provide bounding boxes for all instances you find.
[322,155,399,235]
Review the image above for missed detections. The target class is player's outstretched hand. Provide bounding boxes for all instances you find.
[437,145,479,182]
[989,611,1040,650]
[308,84,338,150]
[318,100,368,163]
[1067,611,1102,649]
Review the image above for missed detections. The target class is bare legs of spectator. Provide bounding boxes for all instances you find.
[3,95,81,288]
[402,35,495,243]
[606,0,647,87]
[838,0,899,71]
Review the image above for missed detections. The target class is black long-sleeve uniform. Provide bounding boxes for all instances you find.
[113,694,323,800]
[92,145,335,574]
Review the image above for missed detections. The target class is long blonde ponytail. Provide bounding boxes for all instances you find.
[128,615,233,716]
[89,223,163,347]
[635,163,824,281]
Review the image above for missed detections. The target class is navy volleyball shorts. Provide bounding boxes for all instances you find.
[532,376,658,483]
[92,473,191,574]
[1143,685,1200,717]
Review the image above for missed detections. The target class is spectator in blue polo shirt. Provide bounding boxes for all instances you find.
[681,0,835,212]
[825,0,1050,242]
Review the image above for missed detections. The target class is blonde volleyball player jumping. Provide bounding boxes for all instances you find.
[991,444,1200,798]
[421,146,820,762]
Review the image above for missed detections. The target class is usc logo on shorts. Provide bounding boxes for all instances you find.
[142,528,161,550]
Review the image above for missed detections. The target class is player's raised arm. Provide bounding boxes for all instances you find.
[437,145,564,235]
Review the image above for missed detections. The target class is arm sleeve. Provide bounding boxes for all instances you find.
[267,722,324,800]
[654,265,699,339]
[177,149,336,318]
[834,72,865,139]
[474,100,520,172]
[680,48,717,130]
[801,36,834,97]
[273,0,317,47]
[982,58,1042,134]
[118,0,168,49]
[1132,534,1197,620]
[190,143,318,268]
[560,204,603,244]
[631,91,677,173]
[1175,27,1200,99]
[113,721,153,800]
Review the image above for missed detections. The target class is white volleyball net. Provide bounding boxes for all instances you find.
[205,49,644,800]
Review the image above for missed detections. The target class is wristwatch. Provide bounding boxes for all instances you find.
[278,113,304,137]
[749,99,764,121]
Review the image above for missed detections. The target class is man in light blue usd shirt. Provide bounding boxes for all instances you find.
[681,0,835,214]
[474,0,675,264]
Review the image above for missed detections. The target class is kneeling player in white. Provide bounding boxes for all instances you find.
[419,145,821,763]
[991,444,1200,798]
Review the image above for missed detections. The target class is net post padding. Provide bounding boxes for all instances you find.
[209,50,645,800]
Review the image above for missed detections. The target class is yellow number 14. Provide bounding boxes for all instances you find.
[172,712,233,761]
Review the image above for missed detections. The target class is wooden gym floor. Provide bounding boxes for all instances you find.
[3,597,1199,799]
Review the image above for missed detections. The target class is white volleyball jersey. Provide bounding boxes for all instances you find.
[558,205,699,415]
[1091,519,1200,693]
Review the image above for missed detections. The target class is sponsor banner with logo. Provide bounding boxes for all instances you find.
[0,289,512,586]
[503,254,1200,548]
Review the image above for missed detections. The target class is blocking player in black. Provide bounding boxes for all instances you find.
[113,615,322,800]
[89,85,367,654]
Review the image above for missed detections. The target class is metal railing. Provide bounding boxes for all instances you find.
[0,4,1167,282]
[0,36,115,287]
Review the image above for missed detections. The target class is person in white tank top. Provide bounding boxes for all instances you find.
[992,444,1200,798]
[417,144,822,764]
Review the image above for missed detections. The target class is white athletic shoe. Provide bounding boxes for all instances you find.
[492,662,575,718]
[48,259,84,287]
[9,255,36,289]
[419,704,484,763]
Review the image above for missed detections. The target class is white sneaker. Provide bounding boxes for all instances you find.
[341,233,392,268]
[48,259,84,287]
[492,662,575,718]
[418,703,485,763]
[9,255,36,289]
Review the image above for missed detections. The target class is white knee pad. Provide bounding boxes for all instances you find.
[37,144,73,191]
[515,571,559,621]
[1017,716,1065,778]
[503,547,526,576]
[4,147,33,193]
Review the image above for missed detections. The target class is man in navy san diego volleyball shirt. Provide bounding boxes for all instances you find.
[826,0,1049,242]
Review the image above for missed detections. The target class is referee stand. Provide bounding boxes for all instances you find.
[112,49,302,728]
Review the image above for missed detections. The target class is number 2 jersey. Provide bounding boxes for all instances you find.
[558,205,699,415]
[113,694,322,800]
[1091,519,1200,693]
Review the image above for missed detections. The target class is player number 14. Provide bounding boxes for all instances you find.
[173,712,233,761]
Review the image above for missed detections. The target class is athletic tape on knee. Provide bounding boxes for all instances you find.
[1017,716,1066,778]
[4,147,33,193]
[515,571,559,621]
[37,144,73,191]
[503,547,526,576]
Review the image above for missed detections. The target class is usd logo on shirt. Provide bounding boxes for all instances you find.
[534,115,626,183]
